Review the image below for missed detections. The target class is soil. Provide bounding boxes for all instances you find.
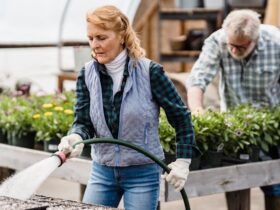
[0,195,122,210]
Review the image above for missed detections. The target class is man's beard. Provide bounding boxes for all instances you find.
[228,41,256,60]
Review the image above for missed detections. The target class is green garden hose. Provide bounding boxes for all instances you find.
[73,138,191,210]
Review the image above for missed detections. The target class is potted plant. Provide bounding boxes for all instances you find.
[2,96,36,148]
[223,105,279,164]
[159,110,176,154]
[31,91,75,153]
[192,110,226,168]
[159,109,201,170]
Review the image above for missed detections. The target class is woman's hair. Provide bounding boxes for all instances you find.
[222,9,261,40]
[86,5,145,60]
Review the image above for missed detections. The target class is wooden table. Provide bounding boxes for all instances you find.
[57,72,77,92]
[1,143,280,209]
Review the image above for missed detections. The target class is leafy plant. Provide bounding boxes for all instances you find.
[226,105,279,154]
[159,109,176,154]
[192,110,225,153]
[0,96,36,139]
[192,105,280,157]
[31,91,75,142]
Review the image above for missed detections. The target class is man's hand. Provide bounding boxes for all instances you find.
[162,158,191,192]
[58,134,84,158]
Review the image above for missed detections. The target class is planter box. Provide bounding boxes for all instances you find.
[10,131,35,149]
[0,195,122,209]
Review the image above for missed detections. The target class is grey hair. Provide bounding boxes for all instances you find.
[222,9,261,40]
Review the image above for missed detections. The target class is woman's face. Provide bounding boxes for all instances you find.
[87,23,124,64]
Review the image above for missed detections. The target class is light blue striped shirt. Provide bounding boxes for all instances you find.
[187,25,280,111]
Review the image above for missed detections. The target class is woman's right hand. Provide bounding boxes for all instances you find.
[58,134,84,158]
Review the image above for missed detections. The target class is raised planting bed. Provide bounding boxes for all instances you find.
[0,195,123,210]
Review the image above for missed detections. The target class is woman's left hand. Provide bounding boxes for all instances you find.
[162,158,191,192]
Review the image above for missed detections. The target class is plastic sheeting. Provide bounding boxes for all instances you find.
[0,0,140,44]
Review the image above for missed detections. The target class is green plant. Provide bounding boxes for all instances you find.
[159,109,176,154]
[0,96,36,139]
[31,91,75,142]
[192,110,225,154]
[192,105,280,157]
[226,105,279,154]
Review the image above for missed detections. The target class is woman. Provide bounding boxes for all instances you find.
[58,5,195,210]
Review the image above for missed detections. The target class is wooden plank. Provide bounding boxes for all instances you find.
[1,144,280,201]
[167,159,280,200]
[160,8,221,21]
[160,51,200,62]
[133,0,158,32]
[0,144,91,185]
[0,41,89,48]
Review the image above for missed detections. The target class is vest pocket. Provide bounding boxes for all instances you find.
[144,123,150,149]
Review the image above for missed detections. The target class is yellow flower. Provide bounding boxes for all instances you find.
[64,109,73,115]
[44,112,53,116]
[32,114,40,119]
[54,106,64,111]
[42,103,53,109]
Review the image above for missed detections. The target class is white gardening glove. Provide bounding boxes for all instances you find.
[162,158,191,192]
[58,134,84,158]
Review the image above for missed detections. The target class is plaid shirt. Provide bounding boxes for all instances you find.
[70,58,195,159]
[187,25,280,110]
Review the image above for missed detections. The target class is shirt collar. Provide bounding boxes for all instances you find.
[96,56,130,77]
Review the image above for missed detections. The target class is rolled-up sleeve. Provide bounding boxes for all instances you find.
[186,30,223,92]
[150,62,196,158]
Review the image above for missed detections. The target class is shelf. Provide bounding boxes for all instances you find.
[159,8,222,66]
[160,51,200,62]
[160,8,222,21]
[0,41,89,48]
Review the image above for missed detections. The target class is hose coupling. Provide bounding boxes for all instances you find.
[52,151,67,167]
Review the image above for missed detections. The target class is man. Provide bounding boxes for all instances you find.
[186,9,280,209]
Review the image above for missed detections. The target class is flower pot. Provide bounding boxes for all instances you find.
[190,156,201,171]
[0,131,8,144]
[164,152,176,165]
[11,131,35,149]
[222,145,260,166]
[249,145,260,162]
[7,132,13,145]
[44,138,60,153]
[202,150,223,168]
[34,140,44,151]
[222,156,248,166]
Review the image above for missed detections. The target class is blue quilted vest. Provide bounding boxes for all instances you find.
[84,57,164,166]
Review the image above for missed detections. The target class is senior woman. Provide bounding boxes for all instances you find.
[58,5,196,210]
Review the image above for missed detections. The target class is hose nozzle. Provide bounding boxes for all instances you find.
[52,151,67,167]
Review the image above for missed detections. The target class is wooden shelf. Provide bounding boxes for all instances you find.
[160,8,222,21]
[160,50,200,62]
[57,72,77,92]
[159,8,222,66]
[0,41,89,48]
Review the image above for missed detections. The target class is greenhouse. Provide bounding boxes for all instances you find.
[0,0,280,210]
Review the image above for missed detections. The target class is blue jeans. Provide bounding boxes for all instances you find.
[83,162,161,210]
